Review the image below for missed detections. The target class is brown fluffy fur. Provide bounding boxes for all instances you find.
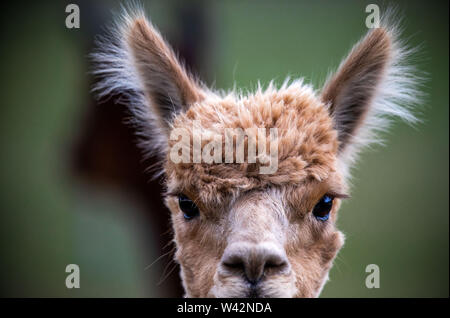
[92,7,421,298]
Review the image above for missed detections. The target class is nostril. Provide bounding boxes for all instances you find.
[264,259,288,278]
[222,254,246,272]
[223,260,244,270]
[264,255,288,270]
[265,260,284,268]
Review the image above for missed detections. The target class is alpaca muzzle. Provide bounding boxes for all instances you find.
[221,242,290,284]
[212,241,295,297]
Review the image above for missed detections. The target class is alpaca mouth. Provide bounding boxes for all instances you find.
[240,286,284,298]
[247,286,262,298]
[238,282,283,298]
[210,280,283,298]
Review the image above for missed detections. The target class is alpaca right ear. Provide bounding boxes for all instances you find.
[320,23,420,171]
[321,28,393,152]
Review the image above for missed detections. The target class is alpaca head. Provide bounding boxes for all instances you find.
[93,9,420,297]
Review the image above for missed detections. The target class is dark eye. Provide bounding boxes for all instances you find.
[312,195,334,221]
[178,194,200,220]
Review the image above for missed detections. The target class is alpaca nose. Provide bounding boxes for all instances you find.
[221,242,290,284]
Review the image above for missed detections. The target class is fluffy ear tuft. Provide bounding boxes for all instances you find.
[125,16,205,127]
[91,6,205,159]
[321,13,422,177]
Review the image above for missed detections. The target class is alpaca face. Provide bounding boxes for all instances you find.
[166,186,345,297]
[163,90,347,297]
[93,9,420,297]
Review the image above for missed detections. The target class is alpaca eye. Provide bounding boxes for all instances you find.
[312,195,334,221]
[178,194,200,220]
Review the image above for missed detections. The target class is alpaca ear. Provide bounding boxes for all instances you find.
[321,28,393,153]
[92,10,207,159]
[125,16,205,133]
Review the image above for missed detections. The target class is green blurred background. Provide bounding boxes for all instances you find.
[0,0,448,297]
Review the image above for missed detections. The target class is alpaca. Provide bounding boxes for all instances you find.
[92,8,421,297]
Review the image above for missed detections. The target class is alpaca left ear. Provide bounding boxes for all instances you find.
[321,28,392,153]
[126,16,205,134]
[92,9,206,158]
